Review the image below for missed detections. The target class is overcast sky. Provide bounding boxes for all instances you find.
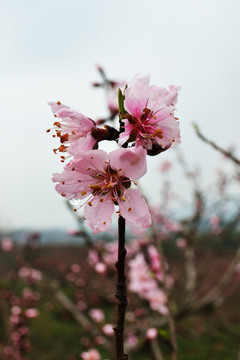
[1,0,240,230]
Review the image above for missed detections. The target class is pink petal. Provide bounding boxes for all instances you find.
[48,101,70,113]
[68,133,96,154]
[84,197,114,233]
[119,189,151,228]
[109,147,147,180]
[73,150,108,175]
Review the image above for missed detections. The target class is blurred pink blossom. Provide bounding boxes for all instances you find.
[89,308,105,323]
[95,262,107,274]
[102,324,114,336]
[71,264,81,273]
[106,80,126,114]
[18,267,42,283]
[176,237,187,248]
[146,327,158,340]
[1,237,14,252]
[24,308,39,318]
[81,349,101,360]
[128,253,168,315]
[159,160,172,172]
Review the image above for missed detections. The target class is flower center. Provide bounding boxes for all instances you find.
[88,166,131,202]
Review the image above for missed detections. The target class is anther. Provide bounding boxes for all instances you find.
[72,130,76,135]
[88,201,92,206]
[121,196,126,201]
[128,207,132,212]
[72,166,75,171]
[61,193,66,197]
[54,122,61,127]
[103,221,106,225]
[46,129,51,133]
[81,191,86,196]
[153,129,164,139]
[100,198,104,202]
[57,101,61,105]
[73,208,77,212]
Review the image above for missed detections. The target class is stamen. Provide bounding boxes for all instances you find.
[54,121,61,127]
[88,201,92,206]
[73,208,77,212]
[128,207,132,212]
[153,129,164,139]
[81,191,87,196]
[121,196,126,201]
[61,193,66,197]
[57,101,61,105]
[46,129,51,133]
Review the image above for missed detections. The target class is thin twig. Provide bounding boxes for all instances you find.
[150,338,165,360]
[193,123,240,166]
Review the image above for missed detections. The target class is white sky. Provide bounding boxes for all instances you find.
[1,0,240,230]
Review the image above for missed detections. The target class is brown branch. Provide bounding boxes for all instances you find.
[150,339,165,360]
[192,246,240,310]
[183,245,197,303]
[193,123,240,166]
[51,285,112,351]
[113,216,128,360]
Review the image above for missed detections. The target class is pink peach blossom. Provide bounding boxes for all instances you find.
[81,349,101,360]
[89,308,105,323]
[95,262,107,274]
[24,308,39,318]
[128,253,168,315]
[52,146,151,233]
[146,327,158,340]
[102,324,114,336]
[48,102,96,156]
[119,74,180,151]
[106,80,126,114]
[1,237,14,252]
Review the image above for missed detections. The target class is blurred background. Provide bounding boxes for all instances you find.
[1,1,240,359]
[1,0,240,230]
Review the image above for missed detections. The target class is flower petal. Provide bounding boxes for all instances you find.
[84,197,114,233]
[109,147,147,180]
[119,189,151,228]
